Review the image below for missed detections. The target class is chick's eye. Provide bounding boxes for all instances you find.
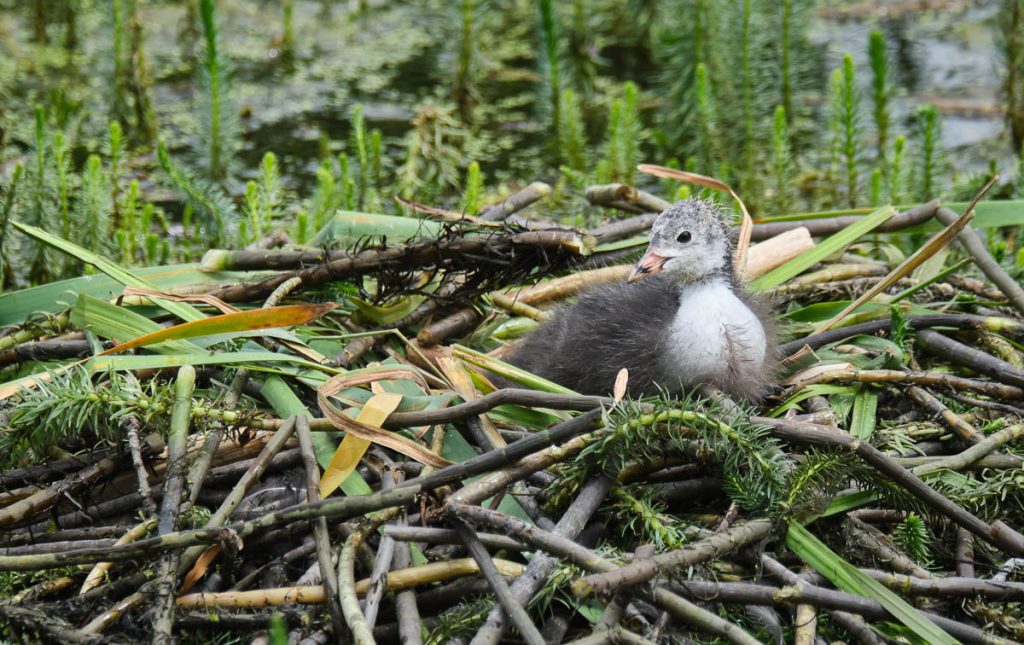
[676,231,692,244]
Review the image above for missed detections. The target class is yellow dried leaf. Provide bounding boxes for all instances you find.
[319,392,404,499]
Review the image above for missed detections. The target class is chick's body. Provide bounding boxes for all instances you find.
[506,199,773,400]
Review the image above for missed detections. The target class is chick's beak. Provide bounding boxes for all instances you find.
[628,248,668,283]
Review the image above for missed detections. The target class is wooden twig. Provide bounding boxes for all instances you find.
[778,313,1024,356]
[382,525,526,550]
[123,419,157,518]
[0,448,136,529]
[935,205,1024,316]
[905,385,986,443]
[152,364,197,643]
[465,474,615,645]
[0,603,116,644]
[912,423,1024,476]
[391,506,422,645]
[296,414,345,637]
[204,228,588,302]
[362,470,399,629]
[749,200,940,241]
[478,181,552,221]
[573,518,775,597]
[455,519,545,645]
[784,367,1024,400]
[383,389,610,429]
[916,329,1024,389]
[338,508,402,644]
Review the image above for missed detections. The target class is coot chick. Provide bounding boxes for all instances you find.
[507,199,773,400]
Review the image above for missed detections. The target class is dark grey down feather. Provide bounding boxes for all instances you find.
[505,273,774,400]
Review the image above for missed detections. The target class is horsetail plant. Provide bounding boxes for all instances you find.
[834,54,861,207]
[771,105,793,214]
[0,164,24,291]
[539,0,562,138]
[51,131,72,244]
[25,106,53,284]
[74,154,112,259]
[454,0,477,124]
[128,6,157,144]
[106,120,124,228]
[282,0,295,61]
[595,82,642,184]
[694,63,721,176]
[869,30,891,172]
[461,160,483,215]
[891,134,907,203]
[197,0,238,181]
[558,89,587,176]
[780,0,794,124]
[111,0,130,126]
[916,104,944,201]
[157,141,237,246]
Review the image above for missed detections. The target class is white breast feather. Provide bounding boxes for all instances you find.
[664,281,767,383]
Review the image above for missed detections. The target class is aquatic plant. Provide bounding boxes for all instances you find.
[282,0,295,60]
[557,88,588,174]
[461,160,483,214]
[915,105,944,201]
[740,0,755,191]
[156,141,237,247]
[397,104,467,202]
[350,106,372,209]
[111,0,130,126]
[116,179,139,264]
[870,168,883,206]
[780,0,794,123]
[74,154,112,258]
[655,0,712,154]
[693,63,721,176]
[999,0,1024,154]
[538,0,562,137]
[454,0,477,124]
[770,105,793,214]
[869,30,891,172]
[197,0,238,181]
[833,54,861,207]
[0,164,24,291]
[23,106,54,284]
[244,152,283,246]
[890,134,907,203]
[51,130,72,245]
[566,0,598,101]
[595,82,643,184]
[106,121,124,229]
[127,2,157,143]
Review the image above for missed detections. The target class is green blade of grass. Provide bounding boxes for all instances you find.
[787,523,956,644]
[260,375,372,496]
[451,344,578,395]
[748,205,897,291]
[71,293,204,355]
[13,222,203,322]
[850,387,878,439]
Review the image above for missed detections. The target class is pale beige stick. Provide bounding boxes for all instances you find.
[175,559,526,609]
[741,227,814,280]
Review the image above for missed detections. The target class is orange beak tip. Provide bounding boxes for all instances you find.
[629,252,666,283]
